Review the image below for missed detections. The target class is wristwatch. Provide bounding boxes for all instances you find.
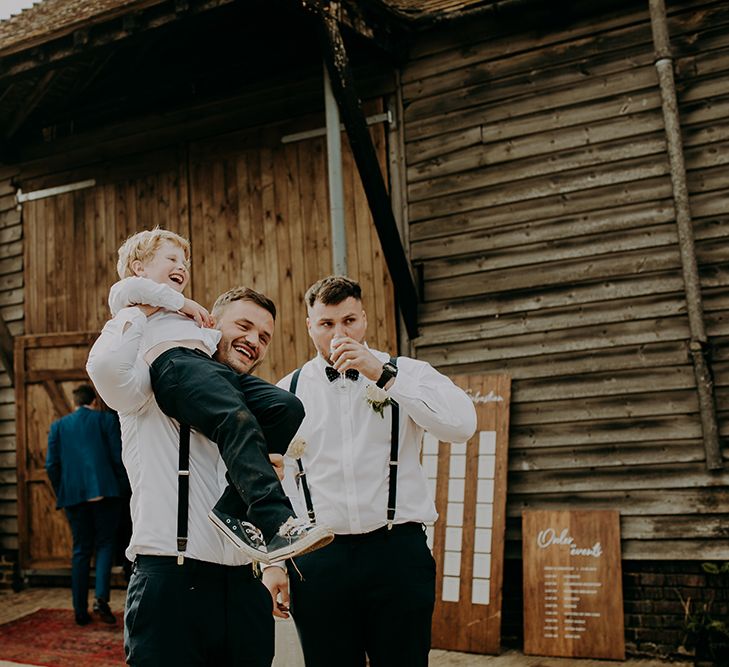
[376,361,398,388]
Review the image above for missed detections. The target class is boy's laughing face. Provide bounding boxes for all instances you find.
[133,240,189,292]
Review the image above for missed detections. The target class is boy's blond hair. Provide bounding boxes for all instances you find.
[116,228,190,279]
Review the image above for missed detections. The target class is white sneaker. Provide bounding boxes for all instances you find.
[265,517,334,563]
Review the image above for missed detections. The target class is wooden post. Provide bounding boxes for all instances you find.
[302,0,419,339]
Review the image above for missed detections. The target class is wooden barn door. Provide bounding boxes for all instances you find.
[17,155,191,573]
[23,155,191,335]
[188,110,397,383]
[15,333,98,570]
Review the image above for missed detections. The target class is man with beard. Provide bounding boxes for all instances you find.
[88,283,303,667]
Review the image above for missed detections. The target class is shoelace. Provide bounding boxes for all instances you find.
[243,524,265,545]
[281,519,310,538]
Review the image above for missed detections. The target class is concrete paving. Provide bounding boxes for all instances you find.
[0,587,690,666]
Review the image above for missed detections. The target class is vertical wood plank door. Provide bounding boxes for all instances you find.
[428,374,511,654]
[14,333,98,570]
[188,117,397,384]
[23,165,191,335]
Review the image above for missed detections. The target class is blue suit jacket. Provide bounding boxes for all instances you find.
[46,406,128,509]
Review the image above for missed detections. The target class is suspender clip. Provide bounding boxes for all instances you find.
[177,553,184,565]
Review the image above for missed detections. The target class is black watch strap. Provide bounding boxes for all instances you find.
[376,360,398,389]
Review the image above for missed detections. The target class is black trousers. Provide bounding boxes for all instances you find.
[125,555,274,667]
[149,347,303,540]
[288,523,436,667]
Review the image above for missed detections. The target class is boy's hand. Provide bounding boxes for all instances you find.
[180,298,215,328]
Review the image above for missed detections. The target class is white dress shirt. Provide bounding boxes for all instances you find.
[277,350,477,535]
[86,305,249,565]
[109,277,221,356]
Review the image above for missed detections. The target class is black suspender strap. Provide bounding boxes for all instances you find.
[288,369,316,523]
[289,367,302,394]
[386,357,399,529]
[177,423,191,565]
[289,359,400,529]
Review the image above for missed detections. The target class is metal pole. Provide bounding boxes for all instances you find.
[324,62,347,276]
[649,0,723,470]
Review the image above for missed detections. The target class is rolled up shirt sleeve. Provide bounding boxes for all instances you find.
[86,307,153,414]
[387,358,477,443]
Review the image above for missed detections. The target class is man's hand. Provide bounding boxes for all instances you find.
[262,566,290,619]
[179,298,215,328]
[330,337,384,382]
[269,454,284,481]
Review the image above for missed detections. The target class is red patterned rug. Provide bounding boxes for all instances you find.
[0,608,125,666]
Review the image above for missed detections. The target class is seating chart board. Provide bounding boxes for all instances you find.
[428,375,511,654]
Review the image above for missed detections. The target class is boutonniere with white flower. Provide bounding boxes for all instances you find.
[285,436,307,459]
[365,384,392,418]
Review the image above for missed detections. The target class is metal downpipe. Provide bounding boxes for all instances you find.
[649,0,722,469]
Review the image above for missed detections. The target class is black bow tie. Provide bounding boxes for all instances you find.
[325,366,359,383]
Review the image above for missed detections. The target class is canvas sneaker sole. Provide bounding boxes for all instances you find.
[266,526,335,563]
[208,511,271,564]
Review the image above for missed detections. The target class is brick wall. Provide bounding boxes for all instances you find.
[623,561,729,662]
[500,558,729,662]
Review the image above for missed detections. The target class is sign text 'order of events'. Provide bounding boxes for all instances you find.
[537,528,603,558]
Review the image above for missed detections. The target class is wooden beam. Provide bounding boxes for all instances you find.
[27,369,89,383]
[4,70,56,141]
[0,309,14,386]
[304,0,419,338]
[43,380,73,418]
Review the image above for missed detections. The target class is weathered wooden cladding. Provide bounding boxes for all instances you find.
[403,0,729,558]
[21,113,397,386]
[0,172,21,552]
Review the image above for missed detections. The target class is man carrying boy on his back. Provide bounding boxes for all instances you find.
[106,228,332,563]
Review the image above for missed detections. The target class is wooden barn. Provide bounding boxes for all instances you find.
[0,0,727,657]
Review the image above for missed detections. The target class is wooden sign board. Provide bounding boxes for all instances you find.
[429,374,510,654]
[522,510,625,660]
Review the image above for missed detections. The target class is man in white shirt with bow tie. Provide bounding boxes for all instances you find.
[263,275,477,666]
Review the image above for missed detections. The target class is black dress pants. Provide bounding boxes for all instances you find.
[288,523,436,667]
[149,347,303,540]
[125,555,274,667]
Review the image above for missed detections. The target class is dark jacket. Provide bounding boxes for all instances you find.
[45,406,128,509]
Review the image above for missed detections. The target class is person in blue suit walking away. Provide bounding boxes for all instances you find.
[46,384,128,626]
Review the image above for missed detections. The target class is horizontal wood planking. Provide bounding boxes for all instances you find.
[0,172,21,552]
[402,1,729,558]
